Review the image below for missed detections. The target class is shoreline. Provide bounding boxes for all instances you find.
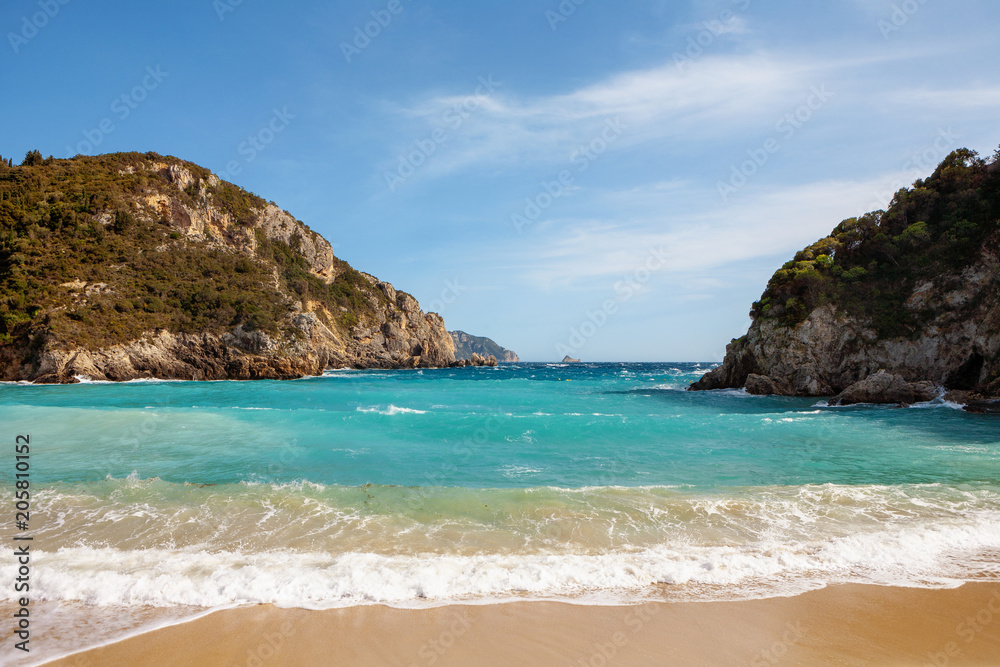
[7,370,998,416]
[0,361,515,386]
[40,582,1000,666]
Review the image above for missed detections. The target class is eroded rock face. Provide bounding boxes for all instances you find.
[28,330,330,383]
[147,164,338,281]
[342,277,456,370]
[744,374,791,396]
[32,288,452,383]
[829,370,939,406]
[690,236,1000,401]
[16,277,458,383]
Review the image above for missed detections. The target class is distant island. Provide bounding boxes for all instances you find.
[562,355,581,363]
[0,151,484,382]
[691,147,1000,411]
[450,330,520,362]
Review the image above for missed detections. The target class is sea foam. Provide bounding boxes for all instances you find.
[8,515,999,609]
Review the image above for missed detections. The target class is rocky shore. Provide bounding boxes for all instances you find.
[690,148,999,412]
[4,273,459,384]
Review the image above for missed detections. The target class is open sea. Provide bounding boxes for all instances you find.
[2,362,1000,661]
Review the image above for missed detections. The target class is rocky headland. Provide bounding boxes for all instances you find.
[0,152,458,382]
[690,147,1000,411]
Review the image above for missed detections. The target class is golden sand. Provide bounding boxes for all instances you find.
[43,583,1000,666]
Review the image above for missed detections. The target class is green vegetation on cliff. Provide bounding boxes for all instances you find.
[751,148,1000,338]
[0,151,383,349]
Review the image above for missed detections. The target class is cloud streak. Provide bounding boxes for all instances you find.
[502,173,910,290]
[381,54,835,179]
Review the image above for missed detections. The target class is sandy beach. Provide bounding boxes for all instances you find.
[41,582,1000,666]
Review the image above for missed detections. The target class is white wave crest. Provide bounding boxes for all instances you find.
[8,516,1000,610]
[355,405,428,416]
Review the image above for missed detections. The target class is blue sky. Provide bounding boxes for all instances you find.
[2,0,998,362]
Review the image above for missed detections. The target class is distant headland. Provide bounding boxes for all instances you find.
[450,330,519,363]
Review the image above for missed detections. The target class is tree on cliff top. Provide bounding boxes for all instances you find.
[20,150,43,167]
[750,146,1000,338]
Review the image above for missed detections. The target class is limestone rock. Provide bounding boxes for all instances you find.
[744,374,790,396]
[689,233,999,403]
[829,370,939,406]
[461,353,497,367]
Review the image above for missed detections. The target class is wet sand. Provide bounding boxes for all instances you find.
[42,583,1000,666]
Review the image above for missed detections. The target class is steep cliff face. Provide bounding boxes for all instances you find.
[0,152,455,382]
[691,148,1000,400]
[449,330,520,362]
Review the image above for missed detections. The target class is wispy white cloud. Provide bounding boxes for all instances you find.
[381,54,835,179]
[377,46,975,189]
[503,173,908,290]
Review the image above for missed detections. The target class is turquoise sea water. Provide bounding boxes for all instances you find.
[2,362,1000,614]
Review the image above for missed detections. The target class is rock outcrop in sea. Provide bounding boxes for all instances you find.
[452,352,497,367]
[0,152,456,382]
[690,147,1000,408]
[828,370,938,406]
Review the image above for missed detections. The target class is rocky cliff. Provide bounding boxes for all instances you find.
[0,152,456,382]
[690,147,1000,404]
[450,330,520,363]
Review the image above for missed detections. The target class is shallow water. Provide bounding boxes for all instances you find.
[2,362,999,662]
